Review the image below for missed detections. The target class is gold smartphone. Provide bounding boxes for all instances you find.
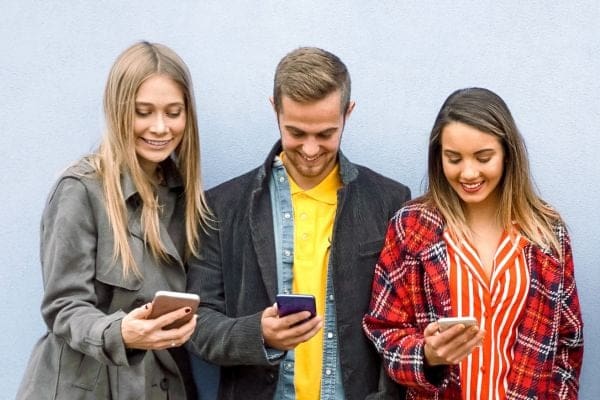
[437,316,477,332]
[148,290,200,330]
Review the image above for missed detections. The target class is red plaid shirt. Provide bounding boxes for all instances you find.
[362,201,583,400]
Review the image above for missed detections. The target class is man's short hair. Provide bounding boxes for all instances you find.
[273,47,351,114]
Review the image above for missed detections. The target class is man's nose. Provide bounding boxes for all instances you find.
[302,138,319,157]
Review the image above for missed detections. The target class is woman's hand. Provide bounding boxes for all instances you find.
[423,321,485,366]
[121,302,197,350]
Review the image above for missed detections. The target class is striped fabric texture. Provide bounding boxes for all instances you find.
[445,230,529,400]
[362,201,583,400]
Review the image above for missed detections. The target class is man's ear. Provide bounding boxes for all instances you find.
[269,96,277,113]
[345,100,356,119]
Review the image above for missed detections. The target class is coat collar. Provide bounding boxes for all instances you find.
[122,157,184,266]
[121,157,183,202]
[248,141,357,300]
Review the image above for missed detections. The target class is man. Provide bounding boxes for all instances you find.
[188,47,410,399]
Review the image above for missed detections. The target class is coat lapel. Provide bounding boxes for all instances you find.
[123,166,184,268]
[158,194,183,267]
[419,240,453,318]
[249,180,278,304]
[405,205,453,318]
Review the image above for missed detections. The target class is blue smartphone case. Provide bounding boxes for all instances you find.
[276,294,316,318]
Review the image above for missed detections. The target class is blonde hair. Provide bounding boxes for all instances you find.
[89,41,211,277]
[425,87,561,257]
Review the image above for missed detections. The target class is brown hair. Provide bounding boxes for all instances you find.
[425,87,561,256]
[272,47,351,113]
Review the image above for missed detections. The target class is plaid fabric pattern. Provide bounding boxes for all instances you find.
[362,201,583,400]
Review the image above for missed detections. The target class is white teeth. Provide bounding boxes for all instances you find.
[302,155,320,161]
[143,138,170,146]
[462,182,483,190]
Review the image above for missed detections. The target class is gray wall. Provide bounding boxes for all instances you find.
[2,1,598,397]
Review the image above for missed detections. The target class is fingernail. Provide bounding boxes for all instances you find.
[185,307,191,313]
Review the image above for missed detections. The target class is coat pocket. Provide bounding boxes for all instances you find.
[358,238,385,258]
[73,353,102,391]
[59,348,103,392]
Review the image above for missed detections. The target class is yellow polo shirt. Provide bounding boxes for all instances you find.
[288,162,341,400]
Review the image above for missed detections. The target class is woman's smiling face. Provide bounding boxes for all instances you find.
[441,121,505,213]
[134,74,186,176]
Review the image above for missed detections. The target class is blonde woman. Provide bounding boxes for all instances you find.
[363,88,583,399]
[18,41,210,399]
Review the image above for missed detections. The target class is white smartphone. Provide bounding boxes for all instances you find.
[437,316,478,332]
[148,290,200,330]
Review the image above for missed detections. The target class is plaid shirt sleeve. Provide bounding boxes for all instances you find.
[551,223,584,399]
[362,208,449,395]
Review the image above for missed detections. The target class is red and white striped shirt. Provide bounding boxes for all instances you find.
[444,230,530,400]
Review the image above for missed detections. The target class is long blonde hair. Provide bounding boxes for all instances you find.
[424,87,561,257]
[89,41,211,277]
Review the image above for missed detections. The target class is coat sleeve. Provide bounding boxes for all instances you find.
[551,224,584,398]
[186,210,275,366]
[362,210,450,395]
[39,177,131,367]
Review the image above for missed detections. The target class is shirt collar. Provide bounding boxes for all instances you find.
[281,152,342,205]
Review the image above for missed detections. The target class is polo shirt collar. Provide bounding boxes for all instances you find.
[283,153,341,205]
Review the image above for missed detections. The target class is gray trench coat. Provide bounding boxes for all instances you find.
[18,158,195,400]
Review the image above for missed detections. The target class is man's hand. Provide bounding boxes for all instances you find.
[261,304,323,350]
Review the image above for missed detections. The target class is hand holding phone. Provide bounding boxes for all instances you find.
[437,316,478,332]
[276,294,316,321]
[148,290,200,330]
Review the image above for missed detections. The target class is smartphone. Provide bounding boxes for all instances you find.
[437,316,478,332]
[148,290,200,330]
[276,294,316,320]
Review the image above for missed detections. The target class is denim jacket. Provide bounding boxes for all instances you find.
[269,157,345,399]
[188,141,410,400]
